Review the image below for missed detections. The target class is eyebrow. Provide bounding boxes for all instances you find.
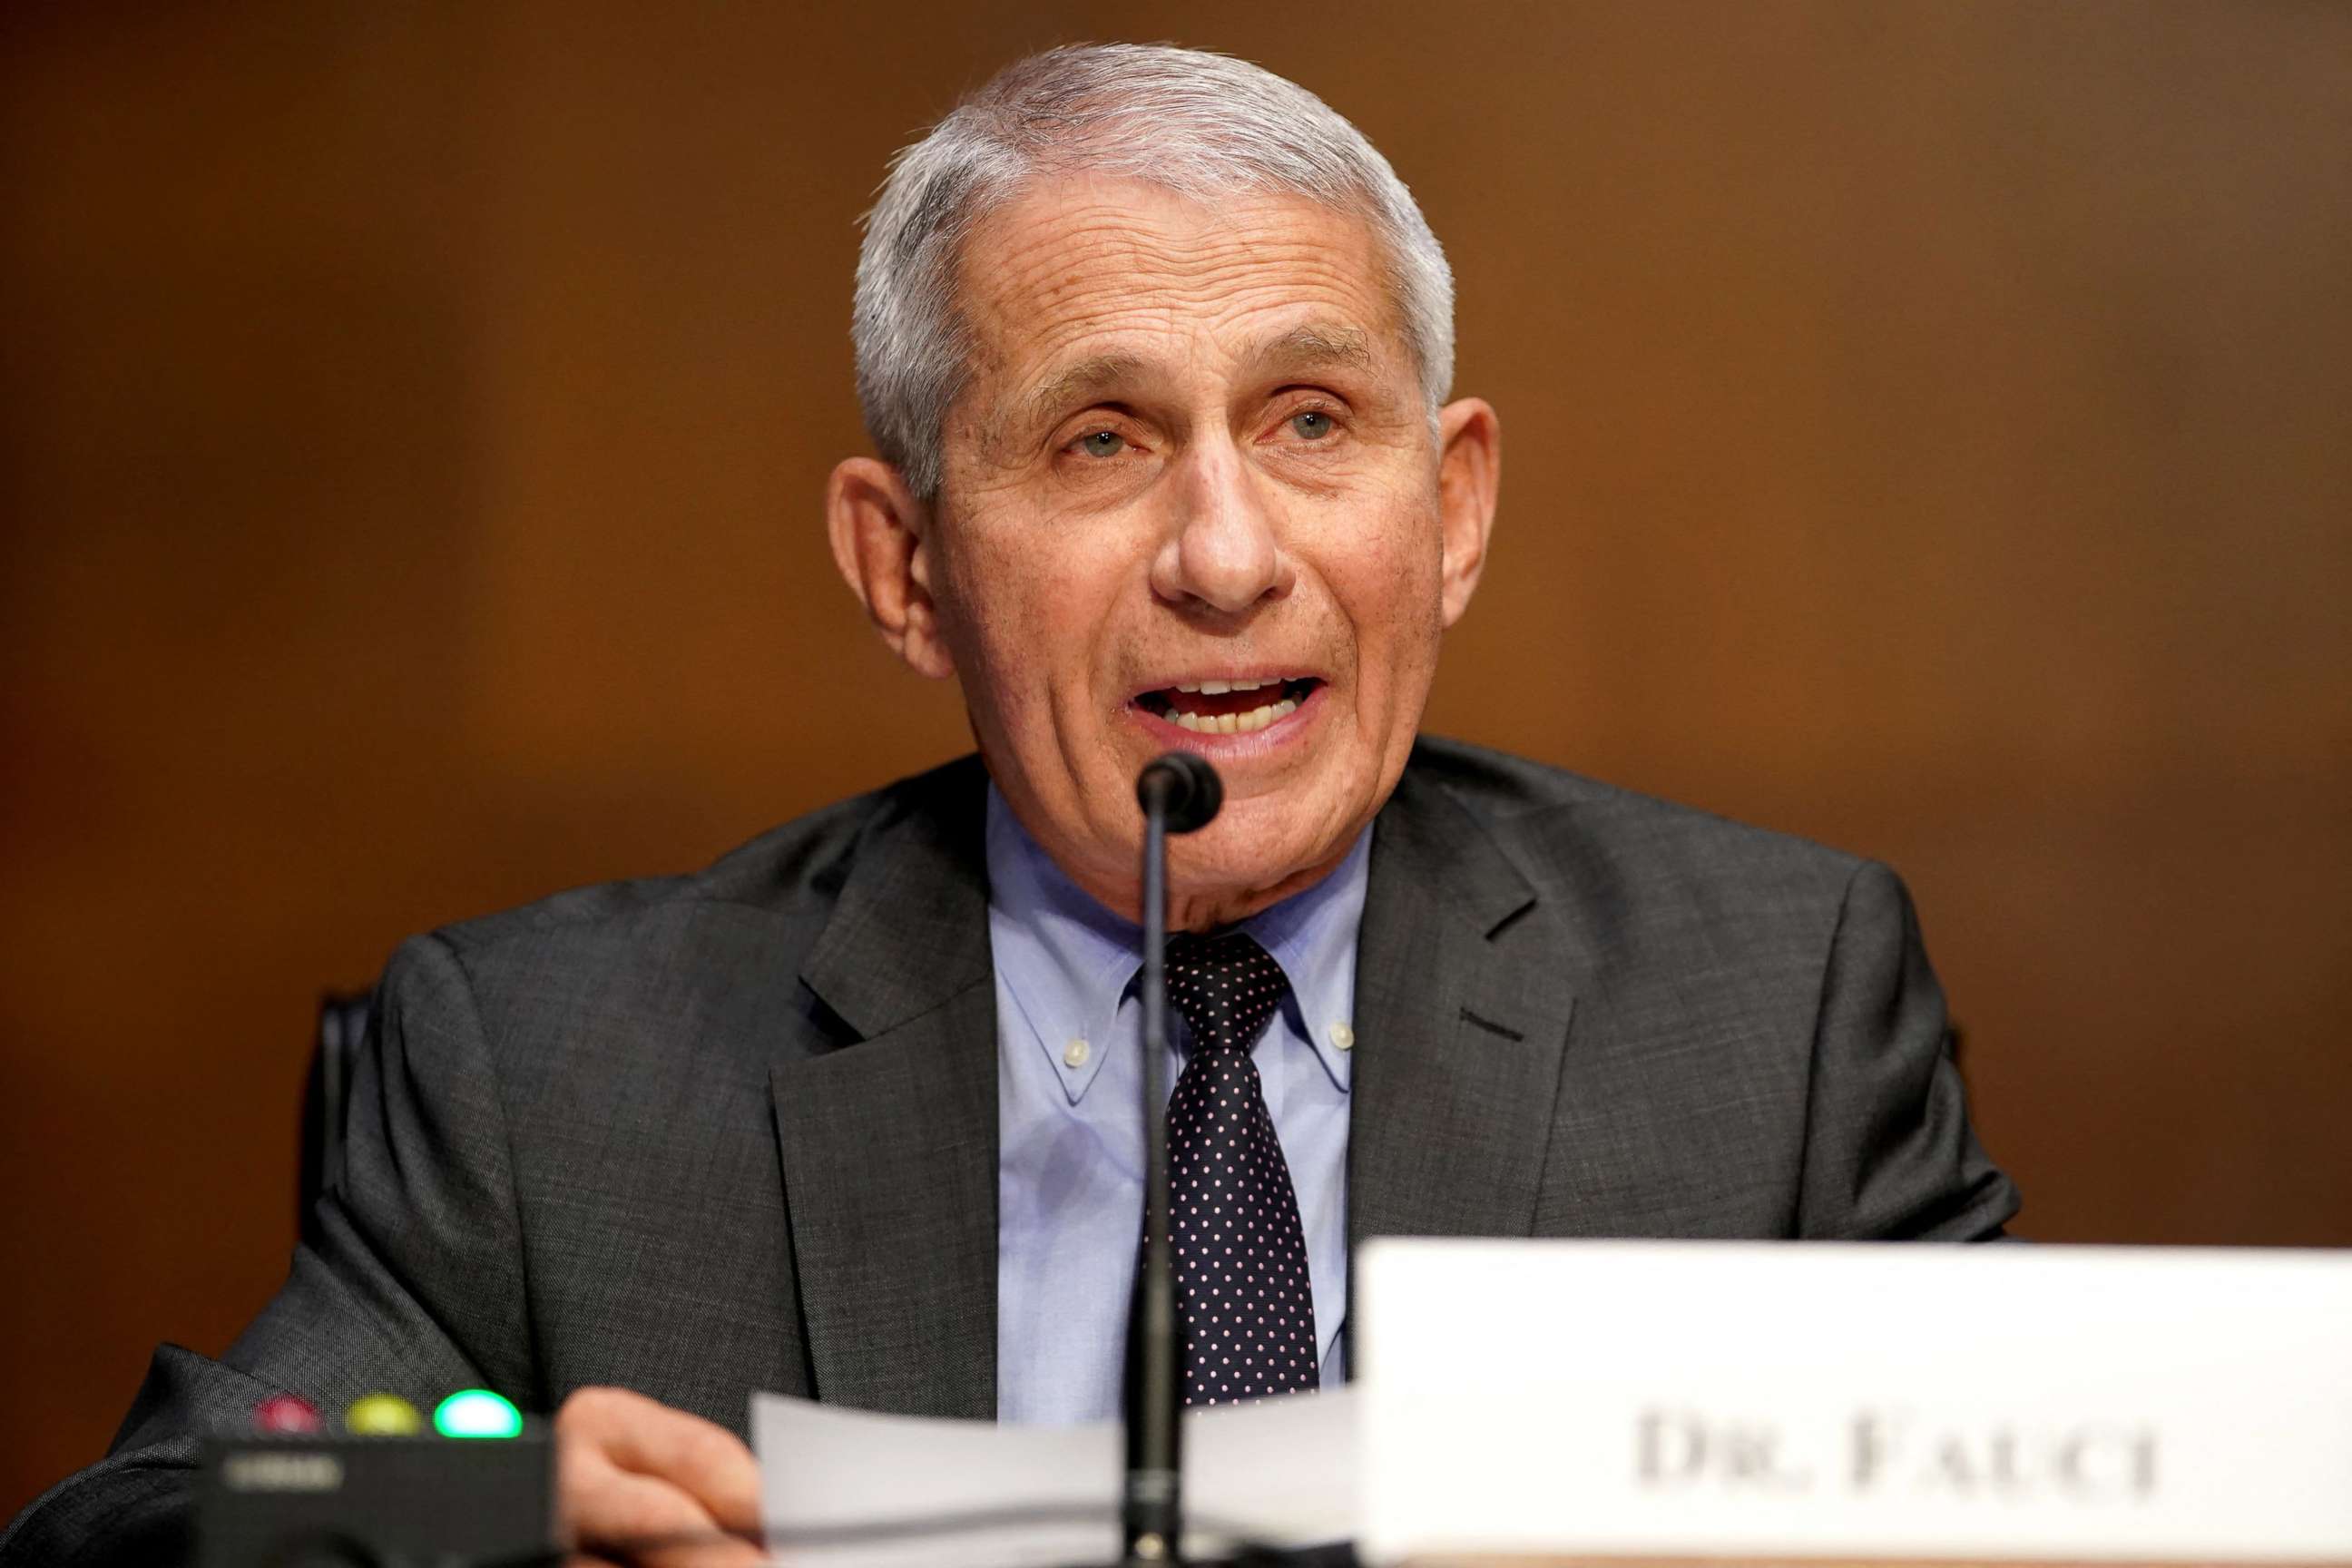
[999,320,1384,451]
[1240,321,1376,378]
[1015,352,1152,439]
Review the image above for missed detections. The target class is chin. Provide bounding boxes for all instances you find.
[1164,789,1357,910]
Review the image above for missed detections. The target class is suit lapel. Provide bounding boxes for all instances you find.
[1348,760,1579,1248]
[773,761,999,1418]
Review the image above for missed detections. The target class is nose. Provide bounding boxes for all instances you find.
[1149,437,1293,615]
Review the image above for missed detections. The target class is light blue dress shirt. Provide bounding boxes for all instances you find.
[987,786,1367,1425]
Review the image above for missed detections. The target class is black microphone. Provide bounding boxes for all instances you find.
[1138,751,1222,836]
[1123,750,1221,1567]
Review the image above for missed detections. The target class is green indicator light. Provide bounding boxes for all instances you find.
[434,1388,524,1439]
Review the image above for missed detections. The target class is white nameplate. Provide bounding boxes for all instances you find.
[1359,1240,2352,1563]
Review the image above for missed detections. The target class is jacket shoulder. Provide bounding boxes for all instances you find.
[1406,734,1868,918]
[426,754,985,962]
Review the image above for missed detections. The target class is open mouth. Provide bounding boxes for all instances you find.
[1132,676,1323,736]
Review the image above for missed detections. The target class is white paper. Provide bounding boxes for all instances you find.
[752,1387,1354,1568]
[1359,1240,2352,1564]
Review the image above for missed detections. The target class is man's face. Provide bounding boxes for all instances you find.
[841,173,1496,923]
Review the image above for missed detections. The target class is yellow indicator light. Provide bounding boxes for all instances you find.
[344,1393,422,1436]
[434,1388,524,1439]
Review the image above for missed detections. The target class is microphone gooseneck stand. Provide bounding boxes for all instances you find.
[1123,752,1223,1567]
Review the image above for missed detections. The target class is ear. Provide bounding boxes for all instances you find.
[826,456,956,680]
[1435,397,1502,628]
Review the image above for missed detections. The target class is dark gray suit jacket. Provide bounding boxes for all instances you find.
[2,738,2017,1564]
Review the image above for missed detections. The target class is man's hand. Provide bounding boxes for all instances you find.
[555,1387,765,1566]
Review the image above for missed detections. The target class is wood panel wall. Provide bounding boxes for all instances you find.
[4,0,2347,1520]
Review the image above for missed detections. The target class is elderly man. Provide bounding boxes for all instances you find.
[1,43,2016,1568]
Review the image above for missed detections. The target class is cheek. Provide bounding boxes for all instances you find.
[1329,511,1448,691]
[934,524,1124,730]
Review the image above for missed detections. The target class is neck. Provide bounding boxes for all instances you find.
[1067,848,1348,934]
[1167,859,1345,931]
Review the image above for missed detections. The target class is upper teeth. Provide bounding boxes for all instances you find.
[1176,678,1279,693]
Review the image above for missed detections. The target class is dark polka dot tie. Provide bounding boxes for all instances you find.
[1158,930,1319,1405]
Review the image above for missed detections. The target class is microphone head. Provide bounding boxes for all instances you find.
[1136,751,1222,835]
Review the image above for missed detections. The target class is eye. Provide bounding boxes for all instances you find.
[1075,428,1128,459]
[1289,408,1336,441]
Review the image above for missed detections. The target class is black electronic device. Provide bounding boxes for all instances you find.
[198,1425,552,1568]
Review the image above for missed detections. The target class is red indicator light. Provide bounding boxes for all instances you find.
[253,1394,322,1434]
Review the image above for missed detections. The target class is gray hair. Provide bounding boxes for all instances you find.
[852,43,1456,500]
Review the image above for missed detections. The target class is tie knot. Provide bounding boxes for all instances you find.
[1162,930,1289,1058]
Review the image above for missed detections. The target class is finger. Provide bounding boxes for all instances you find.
[563,1446,764,1567]
[557,1388,763,1542]
[562,1382,761,1533]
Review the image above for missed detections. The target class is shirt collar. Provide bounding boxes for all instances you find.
[1237,824,1367,1093]
[984,784,1368,1104]
[985,787,1140,1104]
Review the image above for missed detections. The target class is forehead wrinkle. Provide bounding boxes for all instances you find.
[972,185,1385,342]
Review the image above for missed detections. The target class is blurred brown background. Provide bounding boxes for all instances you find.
[4,0,2347,1522]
